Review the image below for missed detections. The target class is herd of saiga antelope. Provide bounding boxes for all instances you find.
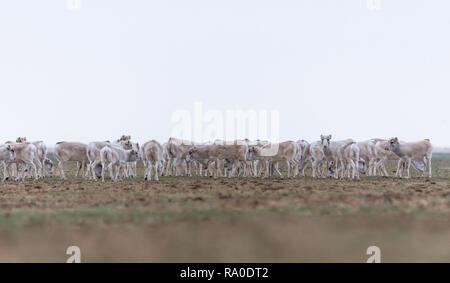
[0,135,433,182]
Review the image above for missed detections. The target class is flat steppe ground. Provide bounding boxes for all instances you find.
[1,154,450,262]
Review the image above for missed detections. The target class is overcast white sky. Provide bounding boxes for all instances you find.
[1,0,449,146]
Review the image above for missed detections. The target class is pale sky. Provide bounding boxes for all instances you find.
[1,0,449,146]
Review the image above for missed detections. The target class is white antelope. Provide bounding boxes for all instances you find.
[388,137,433,178]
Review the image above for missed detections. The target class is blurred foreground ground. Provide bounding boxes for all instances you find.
[1,155,450,262]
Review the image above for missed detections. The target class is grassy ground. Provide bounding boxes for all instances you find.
[1,156,450,262]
